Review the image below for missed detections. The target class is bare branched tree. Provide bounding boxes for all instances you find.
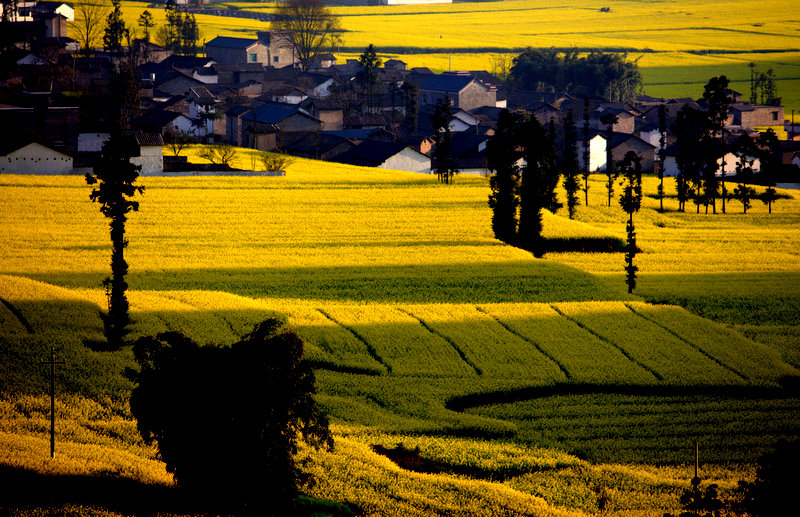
[270,0,342,72]
[75,0,111,57]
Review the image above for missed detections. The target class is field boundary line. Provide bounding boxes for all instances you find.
[316,309,391,374]
[0,297,34,334]
[398,308,482,375]
[624,303,748,381]
[475,306,571,380]
[550,304,663,382]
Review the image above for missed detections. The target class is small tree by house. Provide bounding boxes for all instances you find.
[75,0,111,57]
[657,103,667,212]
[164,128,192,157]
[562,111,581,219]
[731,184,756,214]
[198,144,237,169]
[601,113,619,207]
[85,132,144,350]
[431,96,459,184]
[271,0,343,72]
[581,96,591,205]
[260,152,295,172]
[618,151,642,293]
[138,10,155,42]
[357,44,382,112]
[103,0,127,54]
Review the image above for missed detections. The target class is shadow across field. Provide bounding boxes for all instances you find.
[445,381,800,413]
[23,260,628,304]
[0,466,354,516]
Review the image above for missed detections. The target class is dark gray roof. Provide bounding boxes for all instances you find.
[206,36,259,49]
[242,103,316,124]
[419,72,475,93]
[136,108,185,130]
[121,130,163,147]
[336,139,411,167]
[226,105,252,117]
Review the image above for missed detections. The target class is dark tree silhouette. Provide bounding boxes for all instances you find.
[138,10,155,42]
[487,109,522,243]
[673,106,707,212]
[618,151,642,293]
[700,76,732,214]
[657,103,667,212]
[431,96,459,184]
[103,0,127,54]
[129,319,333,516]
[581,96,591,205]
[357,44,382,112]
[518,115,554,258]
[737,439,800,516]
[666,476,725,517]
[731,133,758,214]
[601,113,619,207]
[401,80,419,134]
[85,133,144,350]
[758,129,781,214]
[545,118,562,213]
[562,111,581,219]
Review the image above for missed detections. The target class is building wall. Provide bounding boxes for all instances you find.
[611,140,657,173]
[577,135,607,172]
[317,110,343,131]
[134,145,164,175]
[207,43,268,65]
[736,106,784,129]
[0,143,73,174]
[380,148,431,174]
[457,82,496,112]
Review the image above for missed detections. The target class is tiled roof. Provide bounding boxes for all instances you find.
[419,73,475,93]
[206,36,260,49]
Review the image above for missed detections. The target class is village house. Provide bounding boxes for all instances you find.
[729,104,784,130]
[0,140,73,174]
[240,103,322,151]
[337,139,431,174]
[122,130,165,175]
[417,71,498,112]
[205,31,295,68]
[661,145,761,178]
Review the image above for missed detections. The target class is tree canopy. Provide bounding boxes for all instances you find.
[271,0,342,72]
[129,319,333,515]
[509,49,642,103]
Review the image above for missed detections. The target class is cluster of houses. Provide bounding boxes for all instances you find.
[1,3,799,178]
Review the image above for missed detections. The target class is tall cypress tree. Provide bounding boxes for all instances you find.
[103,0,127,54]
[601,113,619,207]
[487,109,521,244]
[581,96,591,205]
[431,96,458,184]
[562,111,581,219]
[86,133,144,350]
[619,151,642,293]
[518,115,552,258]
[701,76,732,214]
[657,103,667,212]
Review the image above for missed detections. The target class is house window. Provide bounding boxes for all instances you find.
[248,53,257,63]
[273,56,279,63]
[772,111,779,121]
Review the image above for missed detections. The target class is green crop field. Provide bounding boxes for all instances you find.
[1,155,800,515]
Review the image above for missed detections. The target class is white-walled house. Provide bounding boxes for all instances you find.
[576,133,607,172]
[123,131,164,175]
[0,142,73,174]
[662,151,761,177]
[337,139,431,174]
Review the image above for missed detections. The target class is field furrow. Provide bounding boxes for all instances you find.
[404,305,567,380]
[321,306,475,377]
[478,303,655,384]
[552,302,743,384]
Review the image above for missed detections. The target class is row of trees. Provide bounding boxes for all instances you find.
[673,76,782,215]
[73,0,200,57]
[509,48,643,103]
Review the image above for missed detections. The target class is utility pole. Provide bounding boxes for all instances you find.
[41,347,65,458]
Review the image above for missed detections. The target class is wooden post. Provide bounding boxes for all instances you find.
[41,347,65,459]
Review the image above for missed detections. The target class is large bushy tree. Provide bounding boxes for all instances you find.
[85,133,144,350]
[509,49,642,103]
[103,0,127,54]
[129,319,333,515]
[271,0,342,72]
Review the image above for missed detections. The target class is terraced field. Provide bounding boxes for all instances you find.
[1,157,799,514]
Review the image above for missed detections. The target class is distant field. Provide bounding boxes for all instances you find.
[2,155,800,514]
